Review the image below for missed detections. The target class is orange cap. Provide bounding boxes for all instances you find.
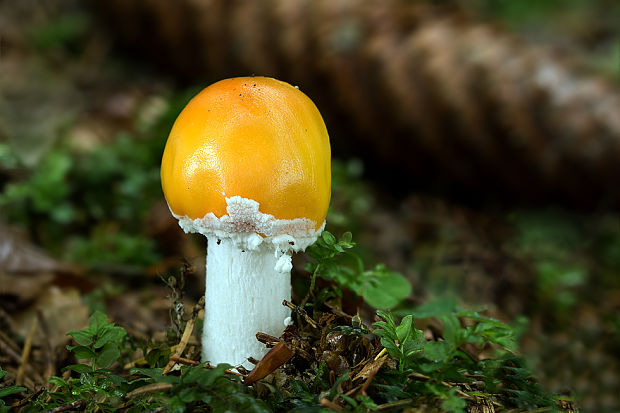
[161,77,331,232]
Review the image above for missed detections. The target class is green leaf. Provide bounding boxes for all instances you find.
[131,367,180,384]
[380,337,401,359]
[88,311,109,334]
[322,231,337,245]
[0,386,26,398]
[167,396,187,413]
[341,231,353,243]
[145,347,171,368]
[362,269,411,309]
[424,341,453,362]
[47,376,68,387]
[62,364,94,374]
[401,327,426,358]
[396,315,414,343]
[95,343,121,368]
[440,315,461,345]
[67,329,94,346]
[199,364,232,387]
[93,325,126,349]
[107,374,126,387]
[410,296,457,318]
[66,345,96,359]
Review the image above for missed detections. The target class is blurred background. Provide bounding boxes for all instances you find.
[1,0,620,411]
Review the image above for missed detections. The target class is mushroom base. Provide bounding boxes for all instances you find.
[202,236,291,368]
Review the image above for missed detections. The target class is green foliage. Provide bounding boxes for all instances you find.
[0,110,176,266]
[66,310,128,370]
[370,297,557,412]
[27,12,90,52]
[66,228,159,268]
[0,150,74,225]
[131,366,271,413]
[373,311,425,369]
[328,159,374,232]
[481,354,556,410]
[0,368,27,413]
[510,211,591,314]
[34,311,130,411]
[11,289,566,412]
[305,231,411,309]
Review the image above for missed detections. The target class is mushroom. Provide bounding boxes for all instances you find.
[160,77,331,368]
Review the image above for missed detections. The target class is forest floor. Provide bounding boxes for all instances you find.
[1,1,619,412]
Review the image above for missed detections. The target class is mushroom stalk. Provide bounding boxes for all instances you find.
[202,236,291,368]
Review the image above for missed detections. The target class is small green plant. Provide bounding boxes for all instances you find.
[130,365,270,412]
[43,311,128,412]
[65,310,128,372]
[373,311,426,370]
[305,231,412,309]
[0,368,26,413]
[369,297,557,412]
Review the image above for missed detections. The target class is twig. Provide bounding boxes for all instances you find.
[162,297,204,374]
[0,306,16,335]
[255,332,280,347]
[376,399,414,411]
[299,266,321,309]
[357,355,387,396]
[11,387,45,408]
[204,364,243,376]
[125,382,173,399]
[408,372,472,399]
[16,317,38,386]
[44,399,85,413]
[0,333,43,385]
[169,355,199,366]
[37,310,56,382]
[282,300,318,329]
[323,303,353,322]
[0,333,23,363]
[319,397,343,412]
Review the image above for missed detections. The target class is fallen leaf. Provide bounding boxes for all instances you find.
[244,341,294,386]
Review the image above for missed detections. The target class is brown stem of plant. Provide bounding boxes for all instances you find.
[0,333,23,364]
[283,300,318,329]
[37,310,56,382]
[11,387,45,408]
[169,355,199,366]
[16,317,38,386]
[320,397,343,412]
[408,372,472,399]
[255,332,280,348]
[125,382,174,399]
[45,399,86,413]
[163,296,204,374]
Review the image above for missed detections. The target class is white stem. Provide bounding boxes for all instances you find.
[202,236,291,368]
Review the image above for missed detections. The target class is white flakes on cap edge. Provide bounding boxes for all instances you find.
[170,196,325,273]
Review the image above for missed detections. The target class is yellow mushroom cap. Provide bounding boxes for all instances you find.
[160,77,331,237]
